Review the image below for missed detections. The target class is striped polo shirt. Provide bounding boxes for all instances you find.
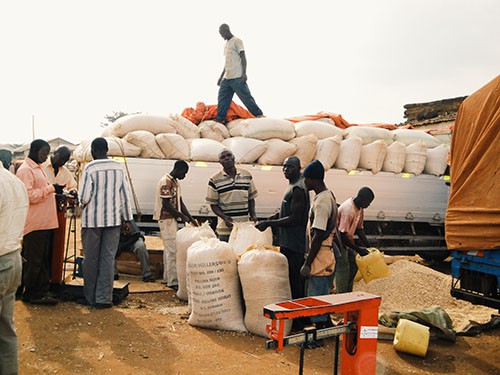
[206,168,258,235]
[79,159,134,228]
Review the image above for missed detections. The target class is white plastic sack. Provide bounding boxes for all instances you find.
[294,120,344,140]
[359,140,388,174]
[289,134,318,168]
[187,139,226,162]
[334,136,362,171]
[315,135,342,171]
[176,222,217,301]
[169,114,200,139]
[156,133,190,160]
[124,130,165,159]
[73,140,91,163]
[424,144,449,176]
[392,129,443,148]
[100,126,114,137]
[227,119,246,137]
[345,126,393,145]
[228,221,273,256]
[239,118,296,141]
[112,114,177,137]
[187,238,246,332]
[404,141,427,175]
[238,246,292,337]
[199,120,230,142]
[222,137,268,164]
[382,141,406,173]
[257,138,297,166]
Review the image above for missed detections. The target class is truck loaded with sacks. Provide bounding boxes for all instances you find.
[74,111,451,258]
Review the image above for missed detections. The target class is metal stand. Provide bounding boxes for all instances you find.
[63,203,78,280]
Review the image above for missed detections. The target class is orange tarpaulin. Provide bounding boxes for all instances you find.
[445,75,500,251]
[181,101,255,125]
[286,112,352,128]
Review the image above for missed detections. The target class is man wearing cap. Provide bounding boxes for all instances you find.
[206,149,258,241]
[300,160,338,333]
[335,187,374,293]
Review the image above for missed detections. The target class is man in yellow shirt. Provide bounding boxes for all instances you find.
[43,145,77,193]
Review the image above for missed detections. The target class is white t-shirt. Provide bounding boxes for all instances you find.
[223,36,245,79]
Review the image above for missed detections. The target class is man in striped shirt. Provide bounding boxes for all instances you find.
[206,149,258,241]
[79,138,134,308]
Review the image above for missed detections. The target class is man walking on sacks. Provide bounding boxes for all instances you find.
[79,137,134,308]
[215,23,264,124]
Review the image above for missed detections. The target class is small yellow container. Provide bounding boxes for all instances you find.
[355,248,390,283]
[393,319,430,357]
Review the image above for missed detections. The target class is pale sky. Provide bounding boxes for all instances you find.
[1,0,499,145]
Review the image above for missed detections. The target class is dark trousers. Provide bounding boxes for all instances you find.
[21,230,53,300]
[216,77,263,122]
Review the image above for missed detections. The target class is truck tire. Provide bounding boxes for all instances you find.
[418,250,450,262]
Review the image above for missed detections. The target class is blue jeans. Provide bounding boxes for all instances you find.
[307,273,334,323]
[216,77,263,122]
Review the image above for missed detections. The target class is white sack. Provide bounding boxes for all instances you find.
[382,141,406,173]
[227,119,246,137]
[358,140,388,174]
[424,144,449,176]
[294,120,344,140]
[289,134,318,168]
[240,118,296,141]
[404,141,427,175]
[222,137,268,164]
[156,133,190,160]
[187,238,246,332]
[112,114,177,137]
[124,131,165,159]
[228,221,273,256]
[334,136,362,171]
[345,126,393,145]
[392,129,443,148]
[257,138,297,166]
[73,140,91,163]
[100,126,114,137]
[74,137,146,162]
[238,246,292,337]
[169,114,200,139]
[315,135,342,170]
[199,120,230,142]
[176,222,217,301]
[188,139,226,162]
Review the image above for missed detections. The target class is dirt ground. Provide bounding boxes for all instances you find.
[15,276,500,375]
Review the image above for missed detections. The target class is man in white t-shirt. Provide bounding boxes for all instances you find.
[215,24,263,124]
[335,187,374,294]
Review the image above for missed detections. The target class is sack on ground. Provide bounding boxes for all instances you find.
[424,144,449,176]
[228,221,273,256]
[187,138,226,162]
[315,135,342,170]
[294,120,344,140]
[240,118,296,141]
[345,126,393,145]
[382,141,406,173]
[238,245,292,337]
[111,114,177,137]
[334,136,362,171]
[199,120,230,142]
[124,130,165,159]
[156,133,190,160]
[289,134,318,168]
[187,238,246,332]
[176,222,217,301]
[257,138,297,166]
[404,141,427,175]
[359,140,388,174]
[222,137,268,164]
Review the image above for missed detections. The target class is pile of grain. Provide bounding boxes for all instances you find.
[353,259,496,330]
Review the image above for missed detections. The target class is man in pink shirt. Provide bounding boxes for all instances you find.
[335,187,374,294]
[16,139,64,305]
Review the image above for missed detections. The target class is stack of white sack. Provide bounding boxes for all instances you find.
[74,114,449,176]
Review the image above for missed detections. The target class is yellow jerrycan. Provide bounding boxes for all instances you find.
[355,247,390,283]
[393,318,430,357]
